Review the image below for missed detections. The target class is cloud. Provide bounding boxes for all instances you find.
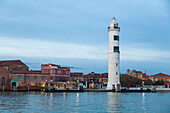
[121,44,170,62]
[1,36,170,63]
[0,36,107,60]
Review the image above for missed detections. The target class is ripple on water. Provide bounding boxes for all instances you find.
[0,92,170,113]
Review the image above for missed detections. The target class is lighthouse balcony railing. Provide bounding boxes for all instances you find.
[108,27,120,30]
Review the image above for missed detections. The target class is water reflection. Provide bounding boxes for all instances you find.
[107,92,121,112]
[142,93,146,113]
[63,92,66,100]
[76,93,79,103]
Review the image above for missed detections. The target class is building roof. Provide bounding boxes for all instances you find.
[84,73,108,78]
[136,71,143,74]
[70,72,83,77]
[131,70,143,74]
[41,63,69,69]
[0,60,28,68]
[149,73,170,77]
[12,70,49,75]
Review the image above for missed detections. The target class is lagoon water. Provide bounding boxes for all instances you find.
[0,92,169,113]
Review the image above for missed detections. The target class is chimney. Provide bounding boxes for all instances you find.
[145,70,147,75]
[127,69,130,75]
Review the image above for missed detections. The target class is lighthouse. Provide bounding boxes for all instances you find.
[107,17,121,91]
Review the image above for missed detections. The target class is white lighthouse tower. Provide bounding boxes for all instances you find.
[107,17,121,91]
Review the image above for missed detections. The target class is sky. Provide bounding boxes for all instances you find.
[0,0,170,75]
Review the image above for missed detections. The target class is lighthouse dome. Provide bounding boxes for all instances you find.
[112,17,116,22]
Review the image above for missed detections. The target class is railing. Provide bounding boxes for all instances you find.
[108,26,120,30]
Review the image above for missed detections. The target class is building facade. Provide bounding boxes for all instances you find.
[107,17,121,90]
[148,73,170,87]
[10,70,50,90]
[41,64,70,82]
[84,72,108,88]
[0,60,29,91]
[127,69,147,79]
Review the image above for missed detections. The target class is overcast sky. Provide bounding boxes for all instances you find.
[0,0,170,75]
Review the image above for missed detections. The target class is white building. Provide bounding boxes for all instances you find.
[107,17,121,91]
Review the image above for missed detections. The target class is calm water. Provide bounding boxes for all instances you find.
[0,92,169,113]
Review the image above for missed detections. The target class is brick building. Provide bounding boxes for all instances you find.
[41,64,70,82]
[0,60,51,91]
[127,69,146,79]
[10,70,50,90]
[0,60,29,71]
[0,60,29,91]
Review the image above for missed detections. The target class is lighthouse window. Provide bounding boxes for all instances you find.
[114,36,119,40]
[114,24,118,28]
[114,46,119,52]
[116,63,118,66]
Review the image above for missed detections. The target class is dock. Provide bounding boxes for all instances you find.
[84,89,112,92]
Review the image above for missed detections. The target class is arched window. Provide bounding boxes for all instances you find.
[1,77,5,86]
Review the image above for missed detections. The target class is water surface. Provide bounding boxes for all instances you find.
[0,92,169,113]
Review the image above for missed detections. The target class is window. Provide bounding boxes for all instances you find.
[116,72,118,75]
[114,36,119,41]
[114,46,119,52]
[116,63,118,66]
[66,71,70,74]
[26,76,30,80]
[57,70,61,74]
[114,24,118,28]
[167,79,170,82]
[34,76,37,80]
[54,70,56,74]
[50,70,53,74]
[18,75,22,80]
[42,70,44,73]
[155,78,158,81]
[42,76,45,80]
[61,71,64,74]
[1,77,5,86]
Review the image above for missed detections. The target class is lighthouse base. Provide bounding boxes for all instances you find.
[106,83,121,91]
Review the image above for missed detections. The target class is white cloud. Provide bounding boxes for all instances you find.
[1,36,170,63]
[121,45,170,62]
[0,36,107,60]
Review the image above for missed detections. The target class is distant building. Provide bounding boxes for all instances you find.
[148,73,170,88]
[70,72,83,82]
[83,72,108,88]
[10,70,50,90]
[0,60,51,91]
[127,69,147,79]
[0,60,29,91]
[41,64,70,82]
